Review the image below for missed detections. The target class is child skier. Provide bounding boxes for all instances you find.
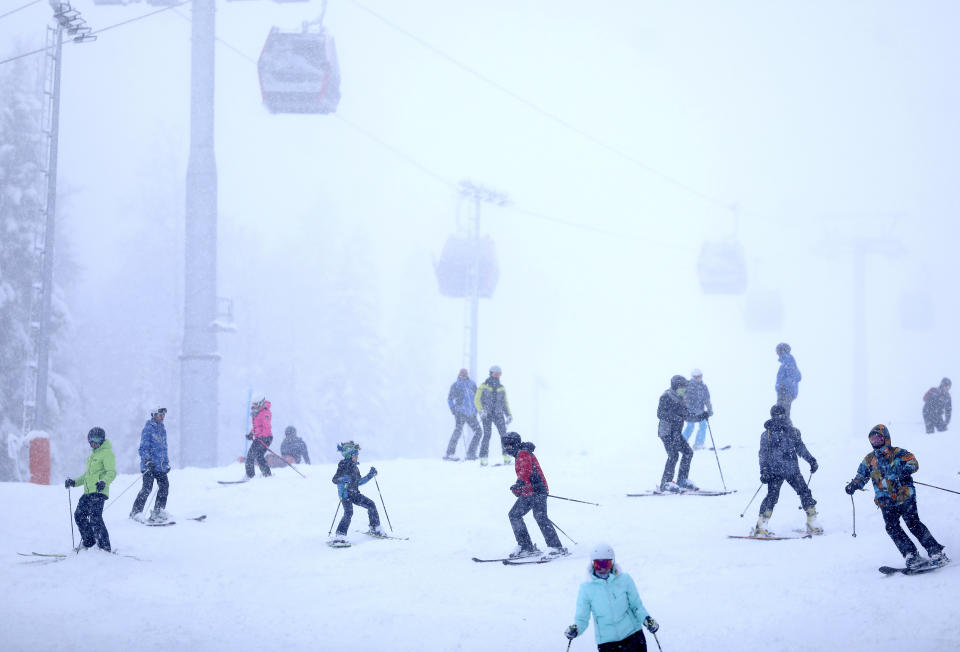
[330,441,384,545]
[64,427,117,552]
[245,396,273,479]
[503,432,565,558]
[845,424,949,569]
[564,543,660,651]
[752,405,821,536]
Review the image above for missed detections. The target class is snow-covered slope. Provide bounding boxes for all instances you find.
[5,431,959,651]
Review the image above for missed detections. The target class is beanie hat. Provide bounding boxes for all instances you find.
[458,368,468,378]
[776,342,791,355]
[285,426,296,437]
[770,405,787,418]
[670,375,688,390]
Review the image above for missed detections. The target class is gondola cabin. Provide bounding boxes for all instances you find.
[258,25,341,114]
[434,236,499,298]
[697,239,748,295]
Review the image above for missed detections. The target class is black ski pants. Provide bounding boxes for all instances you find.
[336,491,380,536]
[480,413,507,459]
[659,432,692,488]
[880,499,943,558]
[759,471,816,515]
[509,493,562,550]
[597,628,647,652]
[132,469,169,514]
[75,493,110,551]
[447,412,482,458]
[245,436,273,478]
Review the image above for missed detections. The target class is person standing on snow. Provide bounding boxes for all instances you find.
[503,432,566,558]
[751,405,821,536]
[280,425,311,464]
[445,368,481,461]
[64,427,117,552]
[845,424,948,570]
[921,377,951,434]
[330,441,384,544]
[245,396,273,479]
[682,369,713,450]
[657,375,697,492]
[564,543,660,652]
[474,365,513,466]
[130,407,171,523]
[775,342,801,418]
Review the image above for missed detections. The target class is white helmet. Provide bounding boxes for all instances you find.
[691,368,702,378]
[591,542,615,563]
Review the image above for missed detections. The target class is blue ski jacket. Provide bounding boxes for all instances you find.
[447,377,478,416]
[573,564,650,645]
[139,418,170,473]
[776,353,802,398]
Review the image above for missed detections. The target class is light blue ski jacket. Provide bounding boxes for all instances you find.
[573,564,649,645]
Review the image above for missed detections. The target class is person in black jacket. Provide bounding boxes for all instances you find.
[330,441,382,544]
[922,377,951,434]
[658,375,697,492]
[751,405,821,536]
[280,426,311,464]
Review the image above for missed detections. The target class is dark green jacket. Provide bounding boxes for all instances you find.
[73,440,117,497]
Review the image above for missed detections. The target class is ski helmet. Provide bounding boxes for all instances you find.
[868,424,890,449]
[285,426,297,437]
[337,441,360,458]
[489,365,502,376]
[770,404,787,418]
[502,432,522,451]
[590,542,616,575]
[670,375,688,391]
[151,407,167,417]
[591,542,615,562]
[691,368,702,378]
[87,427,106,445]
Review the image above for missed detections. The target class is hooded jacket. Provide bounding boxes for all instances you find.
[73,440,117,497]
[139,418,170,473]
[250,401,273,441]
[573,563,650,645]
[513,442,548,497]
[922,386,951,424]
[776,353,802,397]
[657,388,686,439]
[759,416,814,477]
[848,431,918,506]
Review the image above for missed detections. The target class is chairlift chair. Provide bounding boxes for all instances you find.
[258,25,341,114]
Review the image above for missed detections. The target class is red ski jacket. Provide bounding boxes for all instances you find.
[514,445,548,497]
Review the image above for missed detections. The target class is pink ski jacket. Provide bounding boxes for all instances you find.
[250,401,273,441]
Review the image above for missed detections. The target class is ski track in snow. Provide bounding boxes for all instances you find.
[4,434,959,651]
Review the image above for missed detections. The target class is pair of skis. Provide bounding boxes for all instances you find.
[327,530,409,548]
[879,558,951,576]
[472,551,571,566]
[627,489,736,497]
[18,550,145,562]
[135,514,207,527]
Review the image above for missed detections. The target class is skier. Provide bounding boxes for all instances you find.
[751,405,821,536]
[330,441,384,545]
[564,543,660,651]
[280,425,311,464]
[445,368,481,461]
[130,407,171,523]
[775,342,801,418]
[245,396,273,479]
[474,365,513,466]
[657,375,697,492]
[845,424,948,569]
[503,432,566,558]
[922,377,951,434]
[64,427,117,552]
[682,368,713,450]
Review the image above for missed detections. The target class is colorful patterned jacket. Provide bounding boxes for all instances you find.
[848,438,918,507]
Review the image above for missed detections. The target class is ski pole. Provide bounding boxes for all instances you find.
[547,494,600,506]
[104,472,145,512]
[651,630,663,652]
[67,486,75,550]
[565,640,571,652]
[851,494,857,537]
[548,519,578,545]
[328,500,341,536]
[915,481,960,496]
[798,473,813,510]
[374,477,393,532]
[263,445,306,478]
[739,485,763,517]
[705,419,727,491]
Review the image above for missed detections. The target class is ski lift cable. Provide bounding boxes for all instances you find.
[343,0,731,212]
[0,0,41,22]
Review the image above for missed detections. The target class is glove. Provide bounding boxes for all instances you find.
[510,482,522,496]
[809,458,818,474]
[367,466,377,477]
[245,432,254,440]
[707,408,714,417]
[505,414,513,425]
[64,478,75,488]
[564,625,578,640]
[760,470,772,484]
[96,480,106,492]
[644,616,659,634]
[699,412,709,421]
[145,461,156,473]
[845,481,857,495]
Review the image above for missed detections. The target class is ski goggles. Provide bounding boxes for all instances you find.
[592,559,613,573]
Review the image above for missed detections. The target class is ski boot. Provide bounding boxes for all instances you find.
[508,545,540,559]
[676,478,699,491]
[805,507,824,535]
[148,508,170,524]
[546,547,569,558]
[503,454,512,465]
[658,481,682,493]
[751,511,774,537]
[929,550,950,567]
[904,551,925,570]
[479,457,488,466]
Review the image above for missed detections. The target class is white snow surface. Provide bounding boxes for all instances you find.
[4,433,959,652]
